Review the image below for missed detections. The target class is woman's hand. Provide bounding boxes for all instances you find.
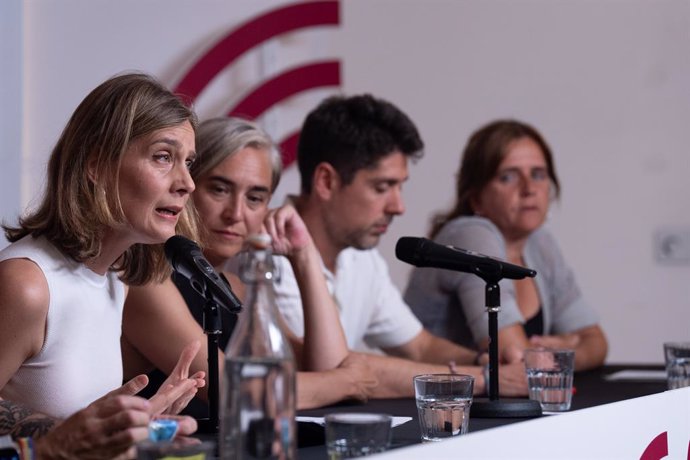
[33,376,153,460]
[149,340,205,416]
[529,333,580,350]
[497,362,529,397]
[263,204,312,258]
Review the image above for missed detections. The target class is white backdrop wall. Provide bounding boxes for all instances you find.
[0,0,23,229]
[2,0,689,363]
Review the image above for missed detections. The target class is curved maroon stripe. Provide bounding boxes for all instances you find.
[174,1,339,100]
[278,130,300,168]
[227,61,340,119]
[640,432,668,460]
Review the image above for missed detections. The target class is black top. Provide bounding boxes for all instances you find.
[522,307,544,338]
[136,272,238,419]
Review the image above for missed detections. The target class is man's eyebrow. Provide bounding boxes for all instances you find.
[370,176,409,184]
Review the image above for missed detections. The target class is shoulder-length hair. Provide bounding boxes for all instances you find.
[429,119,561,239]
[4,72,200,285]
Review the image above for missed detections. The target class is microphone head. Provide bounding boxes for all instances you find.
[395,236,427,266]
[164,235,201,269]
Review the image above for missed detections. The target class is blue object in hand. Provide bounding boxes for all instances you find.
[148,419,179,442]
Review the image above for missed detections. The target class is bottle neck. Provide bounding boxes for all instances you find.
[226,248,293,361]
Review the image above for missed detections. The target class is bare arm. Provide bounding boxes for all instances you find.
[0,259,51,437]
[361,351,529,398]
[122,279,212,401]
[264,205,348,371]
[2,371,197,459]
[383,329,478,366]
[32,376,197,460]
[373,329,530,398]
[0,400,56,438]
[350,352,486,398]
[296,354,379,410]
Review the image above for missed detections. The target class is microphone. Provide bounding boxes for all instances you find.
[395,236,536,282]
[164,235,242,312]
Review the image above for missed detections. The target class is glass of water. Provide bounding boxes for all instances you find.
[663,342,690,389]
[325,413,392,459]
[413,374,474,442]
[524,348,575,412]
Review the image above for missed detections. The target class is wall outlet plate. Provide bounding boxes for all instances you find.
[654,228,690,264]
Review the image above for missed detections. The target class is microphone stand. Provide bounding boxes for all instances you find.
[196,294,222,434]
[470,277,542,418]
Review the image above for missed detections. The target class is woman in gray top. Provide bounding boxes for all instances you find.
[404,120,607,371]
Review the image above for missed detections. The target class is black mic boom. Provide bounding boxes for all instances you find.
[164,235,242,312]
[395,236,536,282]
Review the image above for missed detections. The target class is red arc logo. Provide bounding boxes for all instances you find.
[173,1,341,167]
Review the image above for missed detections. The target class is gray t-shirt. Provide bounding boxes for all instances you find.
[403,216,598,350]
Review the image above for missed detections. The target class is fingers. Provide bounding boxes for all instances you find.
[102,375,149,400]
[263,205,311,255]
[90,393,151,420]
[263,209,280,240]
[40,396,152,459]
[149,379,197,415]
[170,436,202,447]
[190,371,206,388]
[264,208,290,254]
[99,409,151,448]
[162,415,198,436]
[171,340,201,380]
[502,346,524,364]
[167,386,199,415]
[499,364,529,396]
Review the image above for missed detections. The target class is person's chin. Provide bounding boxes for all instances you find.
[213,241,242,260]
[352,235,381,251]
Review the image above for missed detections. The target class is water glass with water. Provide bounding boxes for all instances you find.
[325,413,392,459]
[664,342,690,390]
[413,374,474,442]
[524,348,575,412]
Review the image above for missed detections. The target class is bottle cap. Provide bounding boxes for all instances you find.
[247,233,272,250]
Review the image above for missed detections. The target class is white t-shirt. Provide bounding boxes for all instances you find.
[273,247,423,353]
[0,235,125,419]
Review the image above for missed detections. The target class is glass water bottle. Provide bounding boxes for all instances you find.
[220,234,296,459]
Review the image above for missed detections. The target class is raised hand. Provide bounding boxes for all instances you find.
[262,204,312,257]
[149,340,205,416]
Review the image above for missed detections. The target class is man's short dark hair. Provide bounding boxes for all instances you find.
[297,94,424,194]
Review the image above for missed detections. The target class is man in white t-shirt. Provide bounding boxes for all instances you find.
[274,94,528,398]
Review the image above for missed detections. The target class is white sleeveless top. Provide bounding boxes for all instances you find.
[0,235,125,419]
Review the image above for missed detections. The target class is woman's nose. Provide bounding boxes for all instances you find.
[222,197,243,221]
[174,166,195,195]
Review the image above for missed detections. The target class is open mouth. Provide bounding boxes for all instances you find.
[156,207,180,217]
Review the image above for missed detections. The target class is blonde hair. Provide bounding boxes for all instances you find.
[4,72,200,285]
